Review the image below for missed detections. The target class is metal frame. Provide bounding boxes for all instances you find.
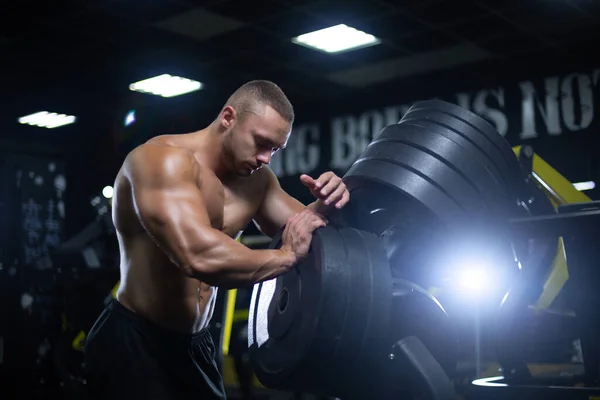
[472,146,600,399]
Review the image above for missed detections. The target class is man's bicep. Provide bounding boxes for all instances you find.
[126,148,217,272]
[253,170,306,237]
[133,180,215,267]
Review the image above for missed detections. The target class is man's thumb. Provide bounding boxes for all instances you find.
[300,174,314,186]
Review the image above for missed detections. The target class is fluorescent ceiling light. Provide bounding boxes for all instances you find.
[129,74,203,97]
[18,111,76,129]
[292,24,381,54]
[573,181,595,191]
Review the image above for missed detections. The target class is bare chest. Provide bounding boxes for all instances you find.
[203,179,262,238]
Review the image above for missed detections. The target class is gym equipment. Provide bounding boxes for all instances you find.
[247,98,598,400]
[247,99,520,399]
[471,148,600,400]
[472,200,600,400]
[341,99,521,290]
[248,224,459,399]
[248,226,394,399]
[343,99,525,228]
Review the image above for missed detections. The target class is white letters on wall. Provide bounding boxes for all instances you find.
[330,115,358,169]
[275,67,598,178]
[473,88,509,137]
[519,76,562,139]
[560,73,594,131]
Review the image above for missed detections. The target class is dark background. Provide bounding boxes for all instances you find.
[1,0,599,397]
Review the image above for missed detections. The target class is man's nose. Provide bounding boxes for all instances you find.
[257,151,271,165]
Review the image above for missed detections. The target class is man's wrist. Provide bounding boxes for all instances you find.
[278,247,297,269]
[307,200,328,216]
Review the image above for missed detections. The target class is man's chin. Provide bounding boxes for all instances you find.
[237,166,254,177]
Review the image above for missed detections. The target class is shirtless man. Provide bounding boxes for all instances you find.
[83,80,350,400]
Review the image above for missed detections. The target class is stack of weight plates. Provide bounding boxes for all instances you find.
[341,99,525,282]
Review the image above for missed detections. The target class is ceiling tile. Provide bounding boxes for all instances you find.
[402,0,491,27]
[204,26,281,52]
[399,30,462,52]
[98,0,195,24]
[498,1,585,28]
[155,8,245,41]
[205,0,291,23]
[449,14,521,42]
[477,32,546,55]
[300,0,394,23]
[57,12,144,42]
[256,10,337,37]
[349,12,431,42]
[471,0,545,12]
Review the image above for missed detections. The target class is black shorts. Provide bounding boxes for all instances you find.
[83,299,226,400]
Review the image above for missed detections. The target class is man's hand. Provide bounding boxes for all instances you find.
[301,172,350,214]
[280,209,327,264]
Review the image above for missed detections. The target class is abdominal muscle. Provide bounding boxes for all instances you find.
[116,234,218,334]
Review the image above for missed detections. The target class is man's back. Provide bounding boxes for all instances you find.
[112,136,265,333]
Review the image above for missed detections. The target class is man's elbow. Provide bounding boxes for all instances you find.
[183,259,221,285]
[252,219,280,239]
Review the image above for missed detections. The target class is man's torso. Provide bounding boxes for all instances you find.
[113,135,267,333]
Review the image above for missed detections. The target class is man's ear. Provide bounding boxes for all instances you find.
[220,106,236,128]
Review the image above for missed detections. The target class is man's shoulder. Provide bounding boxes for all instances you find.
[248,166,280,193]
[125,142,200,183]
[131,141,195,166]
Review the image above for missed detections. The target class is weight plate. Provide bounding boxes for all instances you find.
[373,123,510,218]
[410,100,523,185]
[403,100,525,197]
[344,158,469,229]
[390,279,458,379]
[401,110,513,193]
[360,138,491,219]
[248,226,392,398]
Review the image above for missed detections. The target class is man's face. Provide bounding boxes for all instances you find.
[224,105,291,177]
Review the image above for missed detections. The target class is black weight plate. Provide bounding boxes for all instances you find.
[360,139,490,219]
[390,279,458,379]
[373,123,510,218]
[400,109,514,193]
[313,228,393,398]
[396,120,508,194]
[409,100,524,189]
[248,226,393,398]
[344,157,469,229]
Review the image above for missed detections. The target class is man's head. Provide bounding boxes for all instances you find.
[217,80,294,177]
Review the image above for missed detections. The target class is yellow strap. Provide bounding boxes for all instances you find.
[512,146,590,309]
[111,281,120,299]
[222,235,243,356]
[72,330,87,351]
[222,289,237,356]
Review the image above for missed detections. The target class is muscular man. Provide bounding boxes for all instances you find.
[83,80,350,399]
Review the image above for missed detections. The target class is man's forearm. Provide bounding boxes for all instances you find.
[186,236,296,289]
[307,199,328,216]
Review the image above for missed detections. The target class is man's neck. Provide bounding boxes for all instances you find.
[188,124,231,180]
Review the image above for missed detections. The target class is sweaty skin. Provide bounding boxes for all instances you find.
[111,102,349,335]
[112,136,315,333]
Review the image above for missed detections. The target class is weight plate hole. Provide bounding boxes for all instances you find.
[277,288,289,314]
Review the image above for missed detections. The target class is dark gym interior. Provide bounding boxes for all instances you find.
[1,0,600,399]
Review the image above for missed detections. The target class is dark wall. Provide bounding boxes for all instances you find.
[4,47,596,242]
[110,51,599,207]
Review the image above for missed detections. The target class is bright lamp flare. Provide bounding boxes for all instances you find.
[102,185,114,199]
[292,24,381,54]
[457,267,490,292]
